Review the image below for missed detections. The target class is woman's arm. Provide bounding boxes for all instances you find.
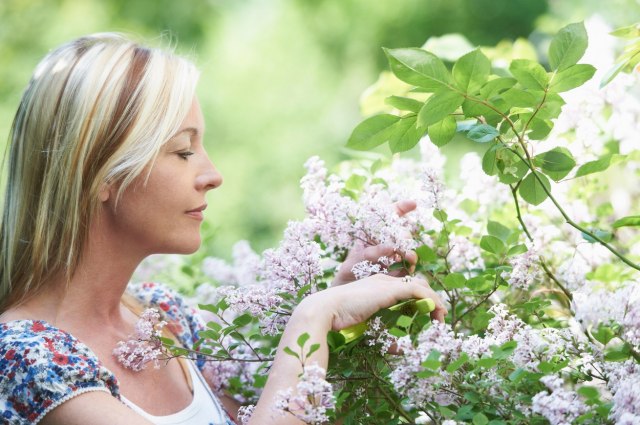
[249,274,446,424]
[41,391,153,425]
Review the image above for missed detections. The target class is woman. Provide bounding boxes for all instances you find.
[0,33,446,424]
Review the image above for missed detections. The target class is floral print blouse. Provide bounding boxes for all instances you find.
[0,282,234,424]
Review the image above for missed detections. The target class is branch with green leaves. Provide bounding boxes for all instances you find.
[347,21,640,278]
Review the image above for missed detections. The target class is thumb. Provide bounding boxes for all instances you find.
[393,199,417,217]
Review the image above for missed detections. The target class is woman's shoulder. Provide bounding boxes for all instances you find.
[0,320,119,424]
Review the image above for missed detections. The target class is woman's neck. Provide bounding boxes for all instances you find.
[2,218,146,329]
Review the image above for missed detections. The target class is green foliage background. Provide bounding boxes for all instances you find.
[1,0,638,259]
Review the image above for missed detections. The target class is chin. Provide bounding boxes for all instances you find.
[163,237,202,255]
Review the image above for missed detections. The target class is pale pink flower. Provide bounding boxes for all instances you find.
[113,308,167,372]
[274,363,335,424]
[351,260,388,280]
[237,405,255,425]
[502,244,540,290]
[531,375,589,425]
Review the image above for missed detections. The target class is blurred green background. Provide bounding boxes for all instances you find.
[2,0,639,260]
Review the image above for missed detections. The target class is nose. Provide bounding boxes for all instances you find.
[196,155,223,191]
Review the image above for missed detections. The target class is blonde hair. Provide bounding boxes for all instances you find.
[0,33,200,311]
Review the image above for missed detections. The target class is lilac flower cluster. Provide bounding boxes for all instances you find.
[364,316,397,355]
[390,305,588,412]
[237,405,255,425]
[502,244,540,290]
[531,375,588,425]
[113,308,167,371]
[301,156,419,254]
[274,363,335,424]
[350,260,388,280]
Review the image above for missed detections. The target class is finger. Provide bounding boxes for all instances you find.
[404,250,417,274]
[393,199,417,217]
[362,244,397,262]
[405,278,448,322]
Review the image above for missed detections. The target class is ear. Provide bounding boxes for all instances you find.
[98,183,111,202]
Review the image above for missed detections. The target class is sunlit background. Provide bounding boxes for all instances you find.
[2,0,639,260]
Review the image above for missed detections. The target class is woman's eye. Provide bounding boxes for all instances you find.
[177,151,194,160]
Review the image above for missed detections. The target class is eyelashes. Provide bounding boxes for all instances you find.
[177,151,195,160]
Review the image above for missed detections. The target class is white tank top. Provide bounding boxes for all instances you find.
[121,361,233,425]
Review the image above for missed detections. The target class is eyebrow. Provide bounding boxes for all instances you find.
[172,127,199,138]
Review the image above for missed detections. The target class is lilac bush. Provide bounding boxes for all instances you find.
[124,19,640,424]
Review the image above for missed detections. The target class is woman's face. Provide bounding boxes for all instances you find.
[103,97,223,256]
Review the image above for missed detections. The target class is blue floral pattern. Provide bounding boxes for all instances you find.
[0,282,235,424]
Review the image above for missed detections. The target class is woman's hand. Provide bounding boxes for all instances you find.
[332,200,419,286]
[309,273,447,329]
[250,274,446,424]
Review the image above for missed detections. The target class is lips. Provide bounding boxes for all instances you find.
[186,204,207,220]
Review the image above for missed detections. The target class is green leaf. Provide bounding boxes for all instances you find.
[345,174,367,191]
[446,352,469,373]
[327,330,346,350]
[519,172,551,205]
[297,332,310,348]
[418,90,464,127]
[613,215,640,228]
[388,327,408,338]
[347,114,400,150]
[480,235,505,255]
[549,64,596,92]
[206,321,222,331]
[604,343,631,361]
[528,118,553,140]
[509,368,528,383]
[487,221,511,241]
[396,315,413,328]
[610,23,640,38]
[549,22,588,72]
[422,350,442,370]
[433,209,448,222]
[307,343,321,358]
[501,87,541,107]
[416,245,438,262]
[467,124,499,143]
[582,229,614,243]
[232,313,253,327]
[453,48,491,93]
[535,93,565,120]
[497,154,529,185]
[507,244,528,257]
[439,405,456,419]
[473,412,489,425]
[482,145,499,176]
[534,147,576,181]
[384,47,453,92]
[509,59,549,90]
[385,95,424,113]
[283,346,300,359]
[198,303,219,314]
[575,154,615,177]
[159,336,176,346]
[591,325,616,345]
[476,357,497,368]
[444,272,466,289]
[577,386,600,400]
[389,115,423,153]
[428,115,457,147]
[491,340,517,359]
[480,77,517,98]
